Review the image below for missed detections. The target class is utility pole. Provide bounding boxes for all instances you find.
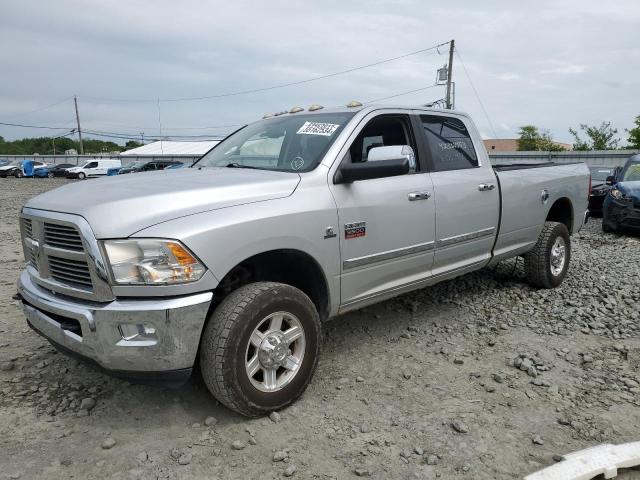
[74,95,84,154]
[445,39,455,110]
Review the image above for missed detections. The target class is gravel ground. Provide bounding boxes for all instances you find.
[1,178,639,480]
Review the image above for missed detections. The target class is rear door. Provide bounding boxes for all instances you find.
[329,112,436,308]
[418,114,499,275]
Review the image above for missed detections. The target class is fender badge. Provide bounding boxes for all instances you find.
[324,226,336,239]
[345,222,366,239]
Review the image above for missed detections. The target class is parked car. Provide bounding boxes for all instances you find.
[34,163,77,178]
[602,154,640,232]
[0,160,49,178]
[66,159,122,179]
[16,105,590,417]
[588,166,617,215]
[118,160,183,174]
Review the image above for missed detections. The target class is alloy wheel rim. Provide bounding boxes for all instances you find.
[245,311,306,393]
[550,236,566,276]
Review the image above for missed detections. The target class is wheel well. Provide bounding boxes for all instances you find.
[214,250,330,321]
[546,197,573,232]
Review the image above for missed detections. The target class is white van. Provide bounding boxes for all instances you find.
[66,159,122,179]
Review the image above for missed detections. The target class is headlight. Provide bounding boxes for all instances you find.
[609,189,630,202]
[103,239,205,285]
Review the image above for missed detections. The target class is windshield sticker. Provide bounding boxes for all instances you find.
[296,121,340,136]
[291,157,305,170]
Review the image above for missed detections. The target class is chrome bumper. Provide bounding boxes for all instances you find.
[18,270,212,375]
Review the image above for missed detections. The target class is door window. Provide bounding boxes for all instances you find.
[347,115,417,172]
[421,115,478,171]
[85,162,98,169]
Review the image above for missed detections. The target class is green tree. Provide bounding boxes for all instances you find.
[125,140,143,149]
[517,125,566,151]
[517,125,540,151]
[569,122,619,151]
[626,116,640,149]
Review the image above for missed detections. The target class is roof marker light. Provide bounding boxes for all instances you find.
[346,101,363,108]
[308,104,324,111]
[289,106,304,114]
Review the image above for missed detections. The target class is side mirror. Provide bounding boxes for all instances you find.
[605,175,616,186]
[335,158,410,183]
[334,145,414,184]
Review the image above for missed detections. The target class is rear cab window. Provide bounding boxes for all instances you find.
[420,115,478,171]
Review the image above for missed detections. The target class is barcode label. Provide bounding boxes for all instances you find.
[296,121,340,136]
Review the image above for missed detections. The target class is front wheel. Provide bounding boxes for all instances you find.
[47,171,54,178]
[14,170,23,178]
[77,172,86,180]
[524,221,571,288]
[200,282,321,417]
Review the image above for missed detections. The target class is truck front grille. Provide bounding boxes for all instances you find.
[48,256,93,289]
[44,222,84,251]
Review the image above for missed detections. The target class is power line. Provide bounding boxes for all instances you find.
[80,41,450,104]
[454,48,497,138]
[0,121,74,131]
[6,96,73,120]
[364,84,441,104]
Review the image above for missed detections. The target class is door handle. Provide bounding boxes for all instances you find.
[478,184,496,191]
[408,191,432,201]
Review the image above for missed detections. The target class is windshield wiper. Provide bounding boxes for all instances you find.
[225,163,262,170]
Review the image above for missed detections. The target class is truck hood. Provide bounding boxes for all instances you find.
[25,167,301,238]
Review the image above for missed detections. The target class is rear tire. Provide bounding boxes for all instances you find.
[199,282,321,417]
[524,221,570,288]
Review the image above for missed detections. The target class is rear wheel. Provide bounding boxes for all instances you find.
[524,221,571,288]
[199,282,321,417]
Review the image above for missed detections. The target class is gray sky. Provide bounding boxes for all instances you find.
[1,0,639,144]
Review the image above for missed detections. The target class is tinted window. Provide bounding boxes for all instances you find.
[589,167,613,182]
[421,115,478,171]
[347,115,417,172]
[85,162,98,168]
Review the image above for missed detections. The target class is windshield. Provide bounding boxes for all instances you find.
[126,160,147,169]
[589,167,613,182]
[621,161,640,182]
[195,112,355,172]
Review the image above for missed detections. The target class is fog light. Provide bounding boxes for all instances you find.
[118,323,157,341]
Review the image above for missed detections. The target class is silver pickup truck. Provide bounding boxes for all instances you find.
[17,105,590,416]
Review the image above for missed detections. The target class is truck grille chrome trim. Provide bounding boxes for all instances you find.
[20,208,115,302]
[43,223,84,251]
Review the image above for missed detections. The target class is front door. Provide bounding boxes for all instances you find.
[329,113,436,308]
[418,114,499,275]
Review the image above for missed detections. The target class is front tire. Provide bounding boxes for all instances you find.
[14,170,23,178]
[200,282,321,417]
[47,172,54,178]
[77,172,86,180]
[524,221,571,288]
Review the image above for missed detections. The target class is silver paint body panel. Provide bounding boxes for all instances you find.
[17,105,590,373]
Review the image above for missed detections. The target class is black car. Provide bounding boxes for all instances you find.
[45,163,77,177]
[118,160,183,174]
[602,155,640,232]
[588,166,618,216]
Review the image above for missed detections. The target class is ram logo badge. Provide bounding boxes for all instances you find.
[344,221,366,239]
